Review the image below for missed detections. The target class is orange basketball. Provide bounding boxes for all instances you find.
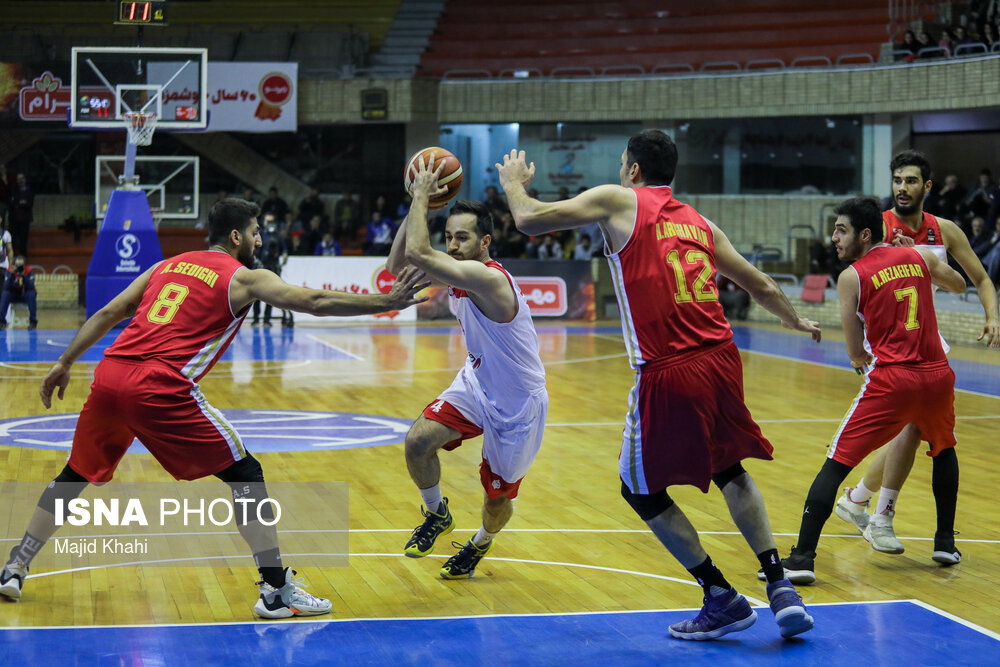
[404,147,463,210]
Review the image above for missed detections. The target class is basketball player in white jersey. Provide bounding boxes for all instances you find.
[387,154,548,579]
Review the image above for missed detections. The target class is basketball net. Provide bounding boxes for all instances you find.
[123,111,158,146]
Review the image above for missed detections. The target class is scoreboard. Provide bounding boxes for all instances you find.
[115,1,168,27]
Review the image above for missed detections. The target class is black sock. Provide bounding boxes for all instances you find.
[756,548,785,584]
[687,556,731,596]
[932,448,959,540]
[794,459,853,557]
[254,548,285,588]
[9,532,46,568]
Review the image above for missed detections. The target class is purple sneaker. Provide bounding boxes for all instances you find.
[766,578,814,638]
[669,587,757,641]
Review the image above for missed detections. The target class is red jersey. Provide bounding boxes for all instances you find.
[851,245,946,367]
[607,186,731,368]
[883,209,944,248]
[105,250,249,382]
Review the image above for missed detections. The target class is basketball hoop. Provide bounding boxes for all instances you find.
[123,111,158,146]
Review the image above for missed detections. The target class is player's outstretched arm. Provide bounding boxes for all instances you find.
[709,220,821,342]
[938,218,1000,347]
[386,213,409,275]
[916,246,968,294]
[239,265,429,317]
[497,150,630,235]
[837,267,872,370]
[40,264,157,408]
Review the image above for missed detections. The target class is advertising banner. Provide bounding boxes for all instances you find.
[282,256,416,323]
[204,62,297,132]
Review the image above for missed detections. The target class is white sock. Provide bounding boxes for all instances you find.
[850,480,875,503]
[472,526,498,547]
[875,488,899,515]
[420,485,443,514]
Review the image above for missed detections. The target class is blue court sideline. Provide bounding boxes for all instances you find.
[2,601,997,666]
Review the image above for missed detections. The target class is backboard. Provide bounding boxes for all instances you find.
[95,155,200,220]
[70,46,208,130]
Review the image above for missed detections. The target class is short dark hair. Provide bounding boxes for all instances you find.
[834,196,884,243]
[208,198,260,245]
[450,199,494,238]
[889,150,931,182]
[626,129,678,186]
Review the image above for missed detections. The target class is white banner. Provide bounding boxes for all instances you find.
[282,257,416,323]
[207,62,297,132]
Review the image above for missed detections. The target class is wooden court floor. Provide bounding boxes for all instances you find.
[0,316,998,634]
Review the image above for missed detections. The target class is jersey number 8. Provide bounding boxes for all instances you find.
[147,282,190,325]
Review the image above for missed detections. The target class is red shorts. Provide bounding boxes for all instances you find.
[422,399,524,499]
[69,358,246,483]
[620,341,773,494]
[829,361,955,467]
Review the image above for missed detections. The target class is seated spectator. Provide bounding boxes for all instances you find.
[397,194,412,221]
[289,231,310,256]
[981,216,1000,284]
[983,23,997,49]
[962,169,999,222]
[970,216,994,258]
[365,212,397,256]
[717,276,750,321]
[298,188,326,229]
[938,28,955,53]
[483,186,509,216]
[573,234,595,260]
[916,31,939,57]
[303,216,324,255]
[0,255,37,330]
[333,191,360,241]
[0,214,12,270]
[242,187,259,206]
[314,232,342,257]
[897,29,920,61]
[536,234,563,260]
[952,25,974,47]
[261,187,289,220]
[557,186,570,200]
[929,174,967,221]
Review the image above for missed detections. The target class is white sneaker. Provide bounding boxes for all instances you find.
[0,560,28,601]
[863,510,905,554]
[253,568,332,619]
[834,488,870,533]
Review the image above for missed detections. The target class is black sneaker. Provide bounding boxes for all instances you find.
[932,532,962,566]
[440,539,494,579]
[28,320,37,331]
[757,549,816,585]
[0,560,28,600]
[404,498,455,557]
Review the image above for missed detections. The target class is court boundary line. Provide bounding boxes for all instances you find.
[303,334,365,361]
[2,599,997,640]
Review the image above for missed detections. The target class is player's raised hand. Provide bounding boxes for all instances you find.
[496,150,536,191]
[783,316,822,343]
[411,153,448,200]
[979,317,1000,349]
[386,265,431,309]
[39,361,71,409]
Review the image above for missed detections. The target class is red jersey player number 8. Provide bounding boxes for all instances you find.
[666,250,718,304]
[147,282,190,324]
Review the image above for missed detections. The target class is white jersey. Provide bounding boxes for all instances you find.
[449,260,546,421]
[0,230,10,268]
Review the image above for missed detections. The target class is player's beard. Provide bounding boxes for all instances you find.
[237,241,256,269]
[894,190,924,216]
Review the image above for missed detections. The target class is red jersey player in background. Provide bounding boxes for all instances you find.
[768,196,966,586]
[498,131,820,641]
[835,151,998,564]
[0,198,428,618]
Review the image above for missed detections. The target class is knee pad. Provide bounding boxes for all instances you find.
[38,464,89,514]
[620,480,674,521]
[711,463,746,490]
[214,455,274,522]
